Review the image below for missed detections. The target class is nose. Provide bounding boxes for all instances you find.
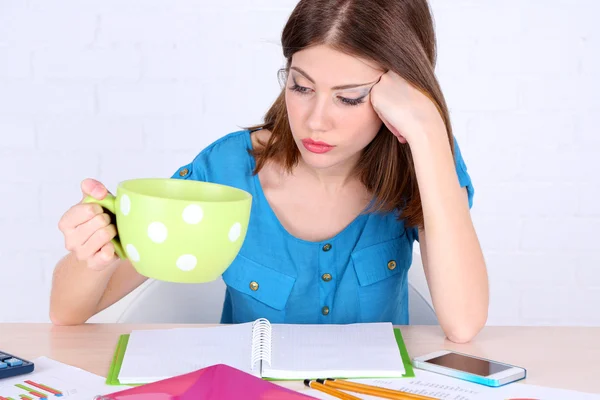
[306,94,333,133]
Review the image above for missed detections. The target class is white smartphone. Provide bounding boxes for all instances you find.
[412,350,526,387]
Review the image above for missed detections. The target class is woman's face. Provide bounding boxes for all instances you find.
[285,44,385,171]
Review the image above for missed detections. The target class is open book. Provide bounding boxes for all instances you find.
[112,319,410,385]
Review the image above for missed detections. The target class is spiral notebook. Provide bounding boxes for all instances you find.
[107,319,414,385]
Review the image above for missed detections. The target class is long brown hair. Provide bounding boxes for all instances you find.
[247,0,454,229]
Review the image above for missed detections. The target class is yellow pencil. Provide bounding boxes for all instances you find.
[319,378,437,400]
[304,379,362,400]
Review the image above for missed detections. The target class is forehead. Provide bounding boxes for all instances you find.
[290,44,382,86]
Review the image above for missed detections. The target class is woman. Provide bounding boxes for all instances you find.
[50,0,488,343]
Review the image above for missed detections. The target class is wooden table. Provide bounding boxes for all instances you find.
[1,324,598,394]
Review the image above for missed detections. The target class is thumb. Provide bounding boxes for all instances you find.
[81,178,108,200]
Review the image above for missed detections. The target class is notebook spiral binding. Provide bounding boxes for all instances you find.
[250,317,272,371]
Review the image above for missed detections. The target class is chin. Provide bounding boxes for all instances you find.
[298,150,344,170]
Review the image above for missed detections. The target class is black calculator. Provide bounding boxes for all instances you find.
[0,351,35,379]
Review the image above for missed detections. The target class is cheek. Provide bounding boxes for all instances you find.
[338,105,382,144]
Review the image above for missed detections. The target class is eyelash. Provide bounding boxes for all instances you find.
[289,84,366,107]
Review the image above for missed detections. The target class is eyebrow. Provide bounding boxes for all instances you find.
[290,66,378,90]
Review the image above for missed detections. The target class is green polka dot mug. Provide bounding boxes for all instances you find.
[83,178,252,283]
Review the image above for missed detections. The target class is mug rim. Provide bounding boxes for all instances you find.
[117,178,253,204]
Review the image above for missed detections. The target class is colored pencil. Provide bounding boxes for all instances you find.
[319,378,437,400]
[304,379,362,400]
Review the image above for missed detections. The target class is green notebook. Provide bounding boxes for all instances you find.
[106,323,415,386]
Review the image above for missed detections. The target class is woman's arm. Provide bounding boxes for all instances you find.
[410,130,488,343]
[370,71,488,343]
[50,252,147,325]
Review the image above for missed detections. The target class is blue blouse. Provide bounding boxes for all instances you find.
[171,130,474,325]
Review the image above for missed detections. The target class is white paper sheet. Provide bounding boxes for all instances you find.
[117,323,256,384]
[0,357,127,400]
[305,368,600,399]
[262,322,405,380]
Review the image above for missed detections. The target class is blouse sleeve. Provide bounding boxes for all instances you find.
[170,150,209,182]
[453,135,474,209]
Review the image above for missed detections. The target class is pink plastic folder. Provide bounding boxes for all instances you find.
[97,363,317,400]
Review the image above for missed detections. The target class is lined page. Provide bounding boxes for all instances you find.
[262,322,405,380]
[118,323,255,384]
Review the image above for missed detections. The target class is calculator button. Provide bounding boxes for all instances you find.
[0,362,7,369]
[5,358,23,367]
[0,353,11,361]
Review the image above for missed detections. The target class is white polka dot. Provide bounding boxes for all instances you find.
[126,244,140,262]
[176,254,197,271]
[147,222,168,243]
[182,204,203,224]
[228,222,241,242]
[120,194,131,216]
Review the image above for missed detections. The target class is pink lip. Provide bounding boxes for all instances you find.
[302,139,334,154]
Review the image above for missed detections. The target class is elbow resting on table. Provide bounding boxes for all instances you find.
[443,311,488,344]
[49,310,88,327]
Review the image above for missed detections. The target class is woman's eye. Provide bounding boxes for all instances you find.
[290,84,311,95]
[339,96,365,106]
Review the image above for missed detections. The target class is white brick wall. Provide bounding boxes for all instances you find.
[0,0,598,325]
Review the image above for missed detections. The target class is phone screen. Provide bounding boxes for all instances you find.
[427,352,511,377]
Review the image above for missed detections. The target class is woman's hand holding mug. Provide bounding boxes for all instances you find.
[58,179,118,271]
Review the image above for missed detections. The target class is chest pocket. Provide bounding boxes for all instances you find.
[222,254,296,323]
[350,236,412,323]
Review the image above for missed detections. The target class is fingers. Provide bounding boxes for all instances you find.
[74,223,117,262]
[81,178,109,200]
[65,212,112,250]
[59,203,105,233]
[86,242,118,271]
[58,178,119,270]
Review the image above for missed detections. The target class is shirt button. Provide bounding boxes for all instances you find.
[179,168,189,177]
[249,281,259,291]
[322,243,332,252]
[322,306,330,316]
[322,273,332,282]
[387,260,397,270]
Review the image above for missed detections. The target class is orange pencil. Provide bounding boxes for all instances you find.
[319,378,437,400]
[304,379,362,400]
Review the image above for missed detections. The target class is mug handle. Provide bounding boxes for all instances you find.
[83,194,127,260]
